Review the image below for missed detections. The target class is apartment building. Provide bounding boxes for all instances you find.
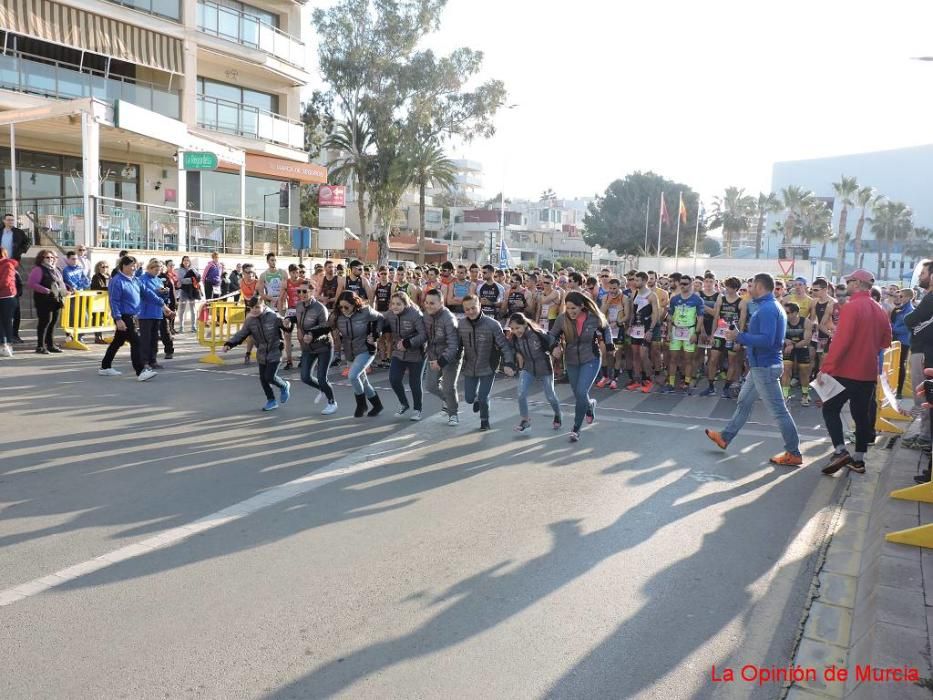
[0,0,325,255]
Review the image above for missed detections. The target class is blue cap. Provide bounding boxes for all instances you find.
[794,276,808,285]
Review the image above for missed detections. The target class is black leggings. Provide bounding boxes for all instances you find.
[389,357,426,411]
[102,314,144,375]
[259,361,287,401]
[897,346,909,396]
[821,377,876,454]
[35,301,60,350]
[299,347,334,402]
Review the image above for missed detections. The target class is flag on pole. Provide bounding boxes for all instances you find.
[498,239,511,269]
[679,193,688,224]
[660,193,670,226]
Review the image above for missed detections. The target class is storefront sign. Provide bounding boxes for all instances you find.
[183,152,218,170]
[245,154,327,184]
[318,207,346,229]
[318,185,346,207]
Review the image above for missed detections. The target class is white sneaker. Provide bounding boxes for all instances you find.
[314,392,324,404]
[448,414,459,426]
[410,410,422,421]
[0,344,11,357]
[98,368,121,376]
[321,402,338,415]
[137,368,157,382]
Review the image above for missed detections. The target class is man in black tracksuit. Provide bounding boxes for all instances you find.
[906,260,933,482]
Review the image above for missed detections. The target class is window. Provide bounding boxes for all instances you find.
[197,171,286,219]
[0,150,138,202]
[198,0,279,48]
[197,77,278,114]
[106,0,181,21]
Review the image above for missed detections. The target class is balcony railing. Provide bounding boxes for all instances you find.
[196,93,304,149]
[5,196,292,256]
[103,0,181,22]
[197,0,306,70]
[0,51,181,119]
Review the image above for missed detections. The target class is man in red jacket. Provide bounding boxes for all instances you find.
[820,269,892,475]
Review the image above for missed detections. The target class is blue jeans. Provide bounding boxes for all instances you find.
[349,352,376,398]
[300,346,334,403]
[464,374,495,421]
[517,370,562,421]
[722,365,800,455]
[566,358,601,431]
[389,357,425,411]
[259,361,287,401]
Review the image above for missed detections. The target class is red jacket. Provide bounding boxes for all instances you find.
[0,257,18,298]
[821,290,892,382]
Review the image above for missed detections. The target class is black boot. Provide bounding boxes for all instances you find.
[367,393,383,417]
[354,394,367,418]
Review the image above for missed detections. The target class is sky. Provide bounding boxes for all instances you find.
[306,0,933,205]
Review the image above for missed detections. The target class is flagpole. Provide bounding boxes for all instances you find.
[656,192,663,260]
[674,191,683,264]
[643,200,649,257]
[693,200,702,276]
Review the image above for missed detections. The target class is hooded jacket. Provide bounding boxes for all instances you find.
[424,306,461,367]
[381,305,427,363]
[548,311,612,366]
[335,305,382,360]
[226,309,289,364]
[511,327,554,377]
[458,314,516,377]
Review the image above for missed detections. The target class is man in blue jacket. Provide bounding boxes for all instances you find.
[705,273,803,466]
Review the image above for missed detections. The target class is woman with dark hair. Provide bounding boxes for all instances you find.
[334,290,384,417]
[295,281,337,415]
[138,259,175,370]
[509,312,562,432]
[176,255,201,332]
[100,255,157,381]
[90,260,111,344]
[0,246,18,356]
[381,290,427,420]
[27,249,67,354]
[549,290,612,442]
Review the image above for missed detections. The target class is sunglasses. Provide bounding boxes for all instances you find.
[298,289,311,295]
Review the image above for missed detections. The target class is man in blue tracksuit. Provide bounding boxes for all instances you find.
[705,273,803,466]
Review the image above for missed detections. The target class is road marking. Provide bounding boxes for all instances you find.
[0,430,439,608]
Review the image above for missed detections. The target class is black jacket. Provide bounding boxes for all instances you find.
[1,226,28,261]
[906,292,933,365]
[511,328,554,377]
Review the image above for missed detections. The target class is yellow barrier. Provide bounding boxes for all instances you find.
[885,524,933,548]
[197,300,245,365]
[875,341,910,435]
[60,290,115,350]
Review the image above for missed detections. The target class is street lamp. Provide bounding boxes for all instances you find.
[498,103,520,266]
[262,191,280,224]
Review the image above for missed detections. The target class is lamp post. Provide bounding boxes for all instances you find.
[262,191,280,225]
[498,103,520,267]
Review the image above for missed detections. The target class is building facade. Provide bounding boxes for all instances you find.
[0,0,325,255]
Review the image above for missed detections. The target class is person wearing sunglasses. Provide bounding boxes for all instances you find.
[891,287,915,399]
[27,249,68,354]
[663,275,705,394]
[295,283,337,415]
[334,290,384,417]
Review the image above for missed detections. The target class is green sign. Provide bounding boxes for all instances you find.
[183,152,218,170]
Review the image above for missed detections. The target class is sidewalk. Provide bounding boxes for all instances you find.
[786,423,933,699]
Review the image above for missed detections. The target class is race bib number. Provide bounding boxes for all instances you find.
[286,307,297,318]
[817,338,828,354]
[629,325,645,339]
[673,326,692,341]
[713,320,728,338]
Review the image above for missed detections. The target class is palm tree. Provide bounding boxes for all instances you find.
[852,186,876,271]
[884,201,912,281]
[832,175,859,275]
[797,200,833,259]
[408,140,457,264]
[325,117,375,258]
[753,192,781,259]
[780,186,815,245]
[708,186,755,256]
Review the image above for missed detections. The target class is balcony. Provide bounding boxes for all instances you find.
[103,0,181,22]
[197,93,304,150]
[197,0,306,70]
[0,51,181,119]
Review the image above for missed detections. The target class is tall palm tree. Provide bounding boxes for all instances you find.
[798,200,833,259]
[832,175,859,275]
[708,186,755,256]
[780,186,814,245]
[904,227,933,273]
[754,192,781,259]
[852,186,876,271]
[408,140,457,264]
[883,201,912,281]
[324,117,375,259]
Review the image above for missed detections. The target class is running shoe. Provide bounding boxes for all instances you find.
[625,381,642,391]
[98,368,121,376]
[609,379,618,390]
[700,385,716,397]
[585,399,597,424]
[473,401,480,413]
[480,420,490,431]
[137,368,157,382]
[262,400,279,411]
[683,384,693,396]
[410,410,422,421]
[149,363,164,370]
[280,381,291,404]
[595,377,608,389]
[770,452,803,467]
[341,366,350,378]
[705,429,728,450]
[396,406,410,417]
[47,346,63,353]
[321,402,338,415]
[515,419,531,433]
[314,392,324,404]
[448,414,459,426]
[721,385,732,399]
[569,431,580,442]
[822,451,852,475]
[848,461,866,474]
[660,384,675,394]
[800,394,811,407]
[641,380,654,393]
[35,347,49,354]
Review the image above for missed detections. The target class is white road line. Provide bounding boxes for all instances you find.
[0,428,442,609]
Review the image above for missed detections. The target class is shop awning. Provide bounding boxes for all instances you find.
[0,0,184,74]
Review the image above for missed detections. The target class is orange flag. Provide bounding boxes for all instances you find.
[679,193,688,224]
[660,193,670,226]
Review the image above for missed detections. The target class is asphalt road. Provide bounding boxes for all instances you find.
[0,334,844,699]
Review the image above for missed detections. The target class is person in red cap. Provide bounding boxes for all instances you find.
[819,269,892,475]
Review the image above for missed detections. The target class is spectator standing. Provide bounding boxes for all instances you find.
[203,252,223,300]
[0,246,17,356]
[27,249,67,354]
[891,288,915,399]
[74,245,92,280]
[819,270,892,475]
[177,255,201,332]
[90,260,110,344]
[161,260,179,334]
[228,263,243,302]
[62,250,90,292]
[1,213,27,344]
[905,260,933,452]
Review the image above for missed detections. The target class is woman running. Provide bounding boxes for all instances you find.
[334,291,384,417]
[508,312,562,432]
[99,255,156,381]
[381,291,427,420]
[295,281,337,415]
[222,297,292,411]
[549,291,612,442]
[458,295,515,430]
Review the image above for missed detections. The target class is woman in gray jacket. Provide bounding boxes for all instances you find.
[334,291,383,417]
[508,311,562,432]
[222,297,292,411]
[459,295,516,430]
[295,282,337,415]
[381,291,428,420]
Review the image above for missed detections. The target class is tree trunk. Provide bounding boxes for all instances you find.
[853,212,865,268]
[377,222,390,268]
[356,174,369,262]
[784,215,795,245]
[417,181,427,266]
[876,227,884,281]
[836,206,848,277]
[820,237,828,261]
[755,212,764,259]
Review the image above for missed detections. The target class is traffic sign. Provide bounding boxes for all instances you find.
[182,152,218,170]
[292,227,311,251]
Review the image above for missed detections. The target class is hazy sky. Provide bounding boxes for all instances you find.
[308,1,933,204]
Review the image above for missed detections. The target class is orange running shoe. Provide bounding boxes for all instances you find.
[341,366,350,378]
[705,429,728,450]
[626,381,641,391]
[770,452,803,467]
[641,380,654,393]
[595,377,608,388]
